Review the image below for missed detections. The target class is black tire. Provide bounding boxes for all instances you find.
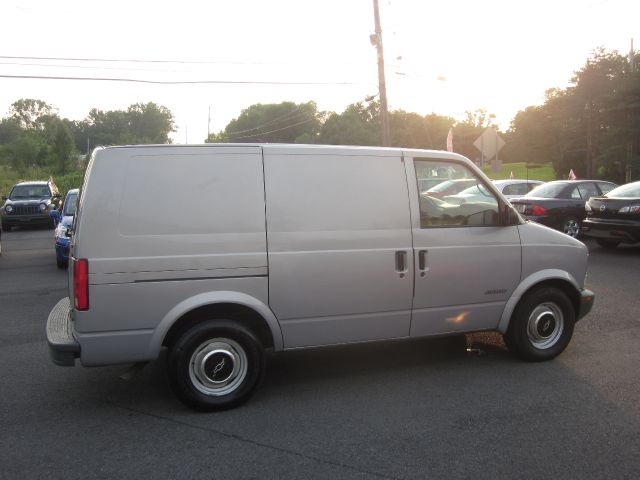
[596,239,620,249]
[167,320,264,411]
[504,287,575,362]
[562,216,581,238]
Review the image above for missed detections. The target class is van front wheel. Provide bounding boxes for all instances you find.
[168,320,264,411]
[504,287,575,362]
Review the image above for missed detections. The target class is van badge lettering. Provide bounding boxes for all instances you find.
[485,289,507,295]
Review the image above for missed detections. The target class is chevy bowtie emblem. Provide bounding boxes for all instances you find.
[600,205,606,212]
[213,358,226,376]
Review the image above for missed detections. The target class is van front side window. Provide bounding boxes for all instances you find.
[414,160,499,228]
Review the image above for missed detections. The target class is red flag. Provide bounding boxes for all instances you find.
[446,127,453,152]
[568,169,577,180]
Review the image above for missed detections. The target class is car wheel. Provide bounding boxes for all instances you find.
[504,287,575,362]
[562,217,581,238]
[167,320,264,411]
[596,239,620,249]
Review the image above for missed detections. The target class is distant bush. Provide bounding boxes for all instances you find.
[0,165,85,199]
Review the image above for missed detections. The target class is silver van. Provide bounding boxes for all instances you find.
[47,145,594,410]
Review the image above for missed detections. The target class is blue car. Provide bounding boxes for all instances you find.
[50,189,79,268]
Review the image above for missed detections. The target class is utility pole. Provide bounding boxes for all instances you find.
[626,38,635,182]
[371,0,391,147]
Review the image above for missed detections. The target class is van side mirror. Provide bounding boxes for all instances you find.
[501,203,520,226]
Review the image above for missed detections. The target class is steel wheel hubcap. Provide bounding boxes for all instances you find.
[189,338,247,396]
[564,219,580,237]
[527,302,564,349]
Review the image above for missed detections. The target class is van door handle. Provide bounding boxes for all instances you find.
[418,250,429,277]
[395,251,407,277]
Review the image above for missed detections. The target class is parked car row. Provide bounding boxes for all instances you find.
[511,179,640,248]
[511,180,617,238]
[582,181,640,248]
[50,189,79,268]
[1,179,61,231]
[1,180,80,266]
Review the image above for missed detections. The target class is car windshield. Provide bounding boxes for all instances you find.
[9,185,51,199]
[62,192,78,216]
[526,182,567,198]
[606,182,640,198]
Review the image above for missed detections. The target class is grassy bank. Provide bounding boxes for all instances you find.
[482,162,556,181]
[0,165,84,199]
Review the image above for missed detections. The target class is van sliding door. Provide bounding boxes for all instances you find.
[264,147,414,348]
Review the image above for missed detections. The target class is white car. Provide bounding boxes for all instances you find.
[445,179,545,204]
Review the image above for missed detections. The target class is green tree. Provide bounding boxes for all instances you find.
[9,99,57,130]
[507,49,634,181]
[46,119,76,174]
[318,97,380,146]
[209,101,321,144]
[127,102,175,144]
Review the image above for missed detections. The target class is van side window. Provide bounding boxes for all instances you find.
[414,160,499,228]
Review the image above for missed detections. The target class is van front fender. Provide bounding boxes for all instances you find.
[147,291,284,357]
[497,269,582,334]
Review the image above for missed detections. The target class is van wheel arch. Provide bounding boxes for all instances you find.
[162,303,275,352]
[510,279,580,324]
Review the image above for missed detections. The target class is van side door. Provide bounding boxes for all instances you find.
[264,147,414,348]
[405,156,522,336]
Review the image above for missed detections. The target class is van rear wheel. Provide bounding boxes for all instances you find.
[504,287,575,362]
[168,320,264,411]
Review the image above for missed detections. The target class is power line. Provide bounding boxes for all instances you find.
[226,105,311,135]
[0,54,370,67]
[229,118,317,140]
[0,60,191,74]
[0,74,364,86]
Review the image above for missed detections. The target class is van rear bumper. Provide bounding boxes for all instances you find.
[46,297,80,366]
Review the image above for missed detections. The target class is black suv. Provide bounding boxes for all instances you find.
[1,179,61,231]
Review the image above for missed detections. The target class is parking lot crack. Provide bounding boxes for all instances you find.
[106,401,403,480]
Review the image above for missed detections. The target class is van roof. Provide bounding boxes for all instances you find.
[96,143,468,161]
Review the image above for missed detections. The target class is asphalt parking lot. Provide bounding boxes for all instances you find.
[1,228,639,479]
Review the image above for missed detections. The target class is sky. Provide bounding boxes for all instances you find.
[0,0,637,146]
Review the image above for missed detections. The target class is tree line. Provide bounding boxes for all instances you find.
[207,49,639,183]
[1,48,637,183]
[0,100,175,175]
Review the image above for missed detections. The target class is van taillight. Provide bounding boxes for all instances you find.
[74,258,89,311]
